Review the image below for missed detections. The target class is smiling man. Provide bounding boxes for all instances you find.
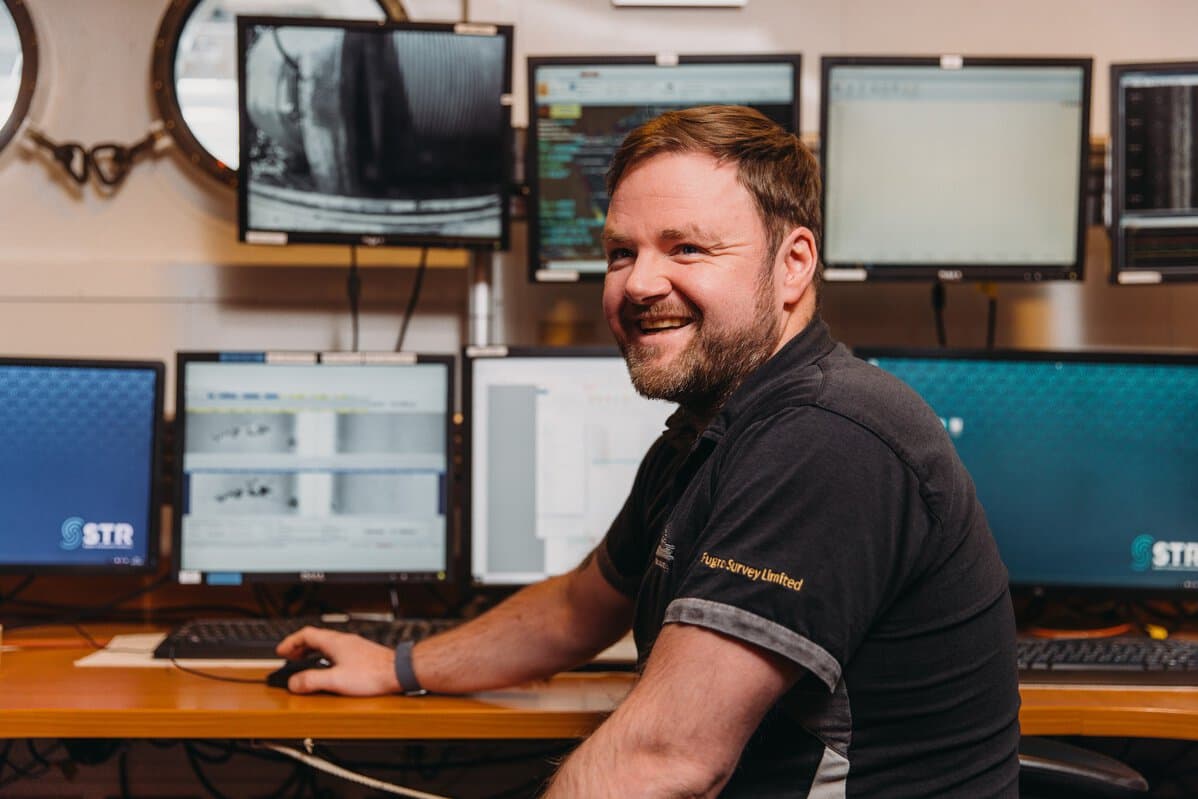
[278,106,1020,798]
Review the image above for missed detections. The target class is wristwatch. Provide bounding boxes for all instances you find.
[393,640,428,696]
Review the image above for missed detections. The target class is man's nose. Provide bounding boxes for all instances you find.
[623,252,672,305]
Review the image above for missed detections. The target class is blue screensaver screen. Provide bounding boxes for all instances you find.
[862,352,1198,590]
[0,362,160,570]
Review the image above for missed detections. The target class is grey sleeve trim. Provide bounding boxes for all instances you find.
[664,597,841,692]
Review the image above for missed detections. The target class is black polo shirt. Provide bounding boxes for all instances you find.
[597,317,1020,798]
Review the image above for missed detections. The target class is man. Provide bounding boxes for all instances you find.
[279,105,1021,797]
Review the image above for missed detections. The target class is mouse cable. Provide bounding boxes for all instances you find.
[348,244,362,353]
[256,740,453,799]
[169,656,268,684]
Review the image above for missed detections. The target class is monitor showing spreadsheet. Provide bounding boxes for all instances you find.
[466,347,675,585]
[174,351,452,585]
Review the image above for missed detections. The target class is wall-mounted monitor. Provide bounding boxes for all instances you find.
[0,358,164,574]
[174,352,453,585]
[237,16,513,249]
[856,348,1198,594]
[527,54,801,282]
[821,56,1091,282]
[465,347,674,585]
[1110,61,1198,284]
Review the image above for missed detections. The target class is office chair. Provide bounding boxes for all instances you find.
[1019,736,1149,798]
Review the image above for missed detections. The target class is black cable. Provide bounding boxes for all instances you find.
[395,246,429,352]
[986,295,997,350]
[185,742,239,799]
[4,572,171,630]
[348,244,362,352]
[118,749,132,799]
[169,656,269,684]
[0,574,35,605]
[931,281,947,348]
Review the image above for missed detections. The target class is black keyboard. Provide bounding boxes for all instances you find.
[1017,636,1198,684]
[153,615,459,660]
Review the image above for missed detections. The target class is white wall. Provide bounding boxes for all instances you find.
[2,0,1197,413]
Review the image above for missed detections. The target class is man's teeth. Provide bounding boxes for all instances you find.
[640,318,689,331]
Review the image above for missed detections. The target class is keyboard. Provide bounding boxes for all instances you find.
[1017,636,1198,684]
[153,615,460,660]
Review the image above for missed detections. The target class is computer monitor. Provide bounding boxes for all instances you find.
[820,56,1092,282]
[527,54,802,282]
[0,358,163,574]
[855,347,1198,593]
[465,347,674,585]
[237,17,513,249]
[1110,61,1198,284]
[174,352,453,585]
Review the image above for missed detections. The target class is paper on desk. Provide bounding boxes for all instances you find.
[74,633,283,669]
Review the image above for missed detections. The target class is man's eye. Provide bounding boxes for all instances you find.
[675,244,704,256]
[607,248,634,264]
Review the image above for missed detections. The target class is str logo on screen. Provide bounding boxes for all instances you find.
[60,517,135,551]
[1131,534,1198,572]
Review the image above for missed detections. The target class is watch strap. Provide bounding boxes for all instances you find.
[393,640,428,696]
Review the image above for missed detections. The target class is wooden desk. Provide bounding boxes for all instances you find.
[4,626,1198,741]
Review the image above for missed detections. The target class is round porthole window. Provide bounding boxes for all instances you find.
[0,0,37,155]
[151,0,391,186]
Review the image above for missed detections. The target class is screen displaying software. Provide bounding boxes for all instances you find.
[175,354,451,584]
[238,17,512,249]
[529,56,800,280]
[1111,64,1198,283]
[822,60,1088,280]
[0,360,161,572]
[468,351,675,584]
[860,351,1198,590]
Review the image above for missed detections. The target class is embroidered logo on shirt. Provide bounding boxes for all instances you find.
[654,529,676,572]
[700,551,804,592]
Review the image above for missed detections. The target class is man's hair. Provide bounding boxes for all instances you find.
[605,105,822,270]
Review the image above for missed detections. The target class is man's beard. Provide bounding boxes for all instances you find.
[620,271,781,416]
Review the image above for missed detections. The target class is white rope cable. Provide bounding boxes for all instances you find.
[255,741,454,799]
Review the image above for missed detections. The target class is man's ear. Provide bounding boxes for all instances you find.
[778,226,819,306]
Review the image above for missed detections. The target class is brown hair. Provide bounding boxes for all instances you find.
[605,105,822,269]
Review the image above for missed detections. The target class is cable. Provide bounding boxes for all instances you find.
[184,742,239,799]
[4,572,170,630]
[169,656,269,684]
[0,574,35,605]
[931,281,947,348]
[348,244,362,352]
[395,247,429,352]
[979,282,999,350]
[257,741,454,799]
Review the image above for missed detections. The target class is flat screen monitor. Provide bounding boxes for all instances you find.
[1110,61,1198,284]
[237,17,513,250]
[856,347,1198,593]
[174,352,453,585]
[527,54,801,282]
[0,358,164,574]
[820,56,1091,282]
[466,347,675,585]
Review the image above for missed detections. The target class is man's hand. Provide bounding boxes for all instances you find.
[275,627,400,696]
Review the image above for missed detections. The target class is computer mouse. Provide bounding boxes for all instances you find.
[265,653,333,689]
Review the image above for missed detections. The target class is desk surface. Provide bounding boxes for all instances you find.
[4,626,1198,741]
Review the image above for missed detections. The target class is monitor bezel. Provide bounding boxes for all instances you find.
[819,55,1093,283]
[172,351,456,586]
[1109,60,1198,285]
[526,52,803,283]
[235,15,514,251]
[463,345,633,587]
[0,356,164,576]
[853,344,1198,598]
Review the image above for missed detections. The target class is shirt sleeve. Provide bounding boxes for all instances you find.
[664,406,931,691]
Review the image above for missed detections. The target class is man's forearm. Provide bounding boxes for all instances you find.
[413,558,633,694]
